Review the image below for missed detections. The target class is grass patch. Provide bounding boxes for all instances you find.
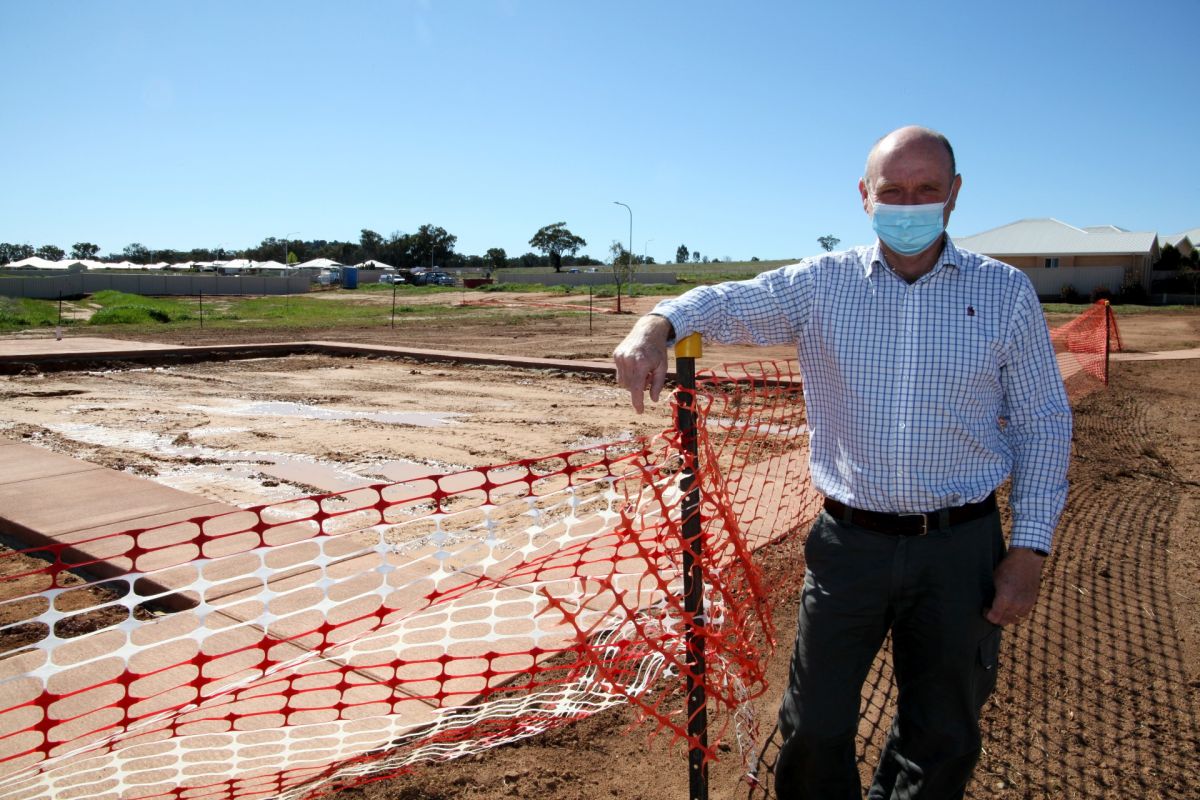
[90,306,173,325]
[0,297,62,330]
[358,283,462,296]
[88,290,195,325]
[591,283,685,298]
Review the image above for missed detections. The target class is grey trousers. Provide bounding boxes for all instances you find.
[775,509,1005,800]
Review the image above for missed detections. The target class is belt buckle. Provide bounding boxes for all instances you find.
[897,512,930,536]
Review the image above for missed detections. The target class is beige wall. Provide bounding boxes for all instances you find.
[1073,254,1138,269]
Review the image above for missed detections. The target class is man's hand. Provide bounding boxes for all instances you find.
[985,548,1046,626]
[613,315,673,413]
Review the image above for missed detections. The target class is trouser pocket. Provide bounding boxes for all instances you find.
[972,626,1002,710]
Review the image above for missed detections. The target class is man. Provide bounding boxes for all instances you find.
[612,126,1071,799]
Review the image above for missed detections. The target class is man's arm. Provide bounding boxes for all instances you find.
[613,260,816,412]
[613,314,674,413]
[987,275,1072,625]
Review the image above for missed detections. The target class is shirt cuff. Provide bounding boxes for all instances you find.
[1008,524,1053,555]
[649,305,688,345]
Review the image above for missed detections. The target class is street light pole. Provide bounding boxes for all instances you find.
[613,201,632,314]
[282,231,299,265]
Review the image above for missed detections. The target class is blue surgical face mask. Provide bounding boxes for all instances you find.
[870,197,948,256]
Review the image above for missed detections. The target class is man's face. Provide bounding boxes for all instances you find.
[858,138,962,226]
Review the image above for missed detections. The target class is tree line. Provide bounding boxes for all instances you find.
[0,220,782,272]
[0,222,621,273]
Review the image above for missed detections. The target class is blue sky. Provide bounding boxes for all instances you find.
[2,0,1196,263]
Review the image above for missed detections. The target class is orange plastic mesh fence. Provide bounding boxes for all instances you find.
[1049,300,1122,394]
[0,304,1115,799]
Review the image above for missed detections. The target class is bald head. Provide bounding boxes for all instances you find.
[864,126,956,190]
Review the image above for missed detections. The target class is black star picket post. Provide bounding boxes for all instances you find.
[673,332,708,800]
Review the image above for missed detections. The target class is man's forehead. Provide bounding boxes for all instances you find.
[867,139,954,182]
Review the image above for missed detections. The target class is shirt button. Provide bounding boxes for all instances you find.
[898,422,906,430]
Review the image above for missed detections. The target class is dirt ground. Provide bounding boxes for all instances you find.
[2,298,1199,799]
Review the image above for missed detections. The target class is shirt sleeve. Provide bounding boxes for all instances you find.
[649,262,814,346]
[999,274,1073,553]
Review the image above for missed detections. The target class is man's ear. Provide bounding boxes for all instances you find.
[946,173,963,214]
[859,177,872,215]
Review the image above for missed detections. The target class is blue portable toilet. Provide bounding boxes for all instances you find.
[342,266,359,289]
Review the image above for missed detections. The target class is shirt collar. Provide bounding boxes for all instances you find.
[866,236,966,280]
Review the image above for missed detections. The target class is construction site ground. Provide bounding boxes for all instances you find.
[1,296,1198,798]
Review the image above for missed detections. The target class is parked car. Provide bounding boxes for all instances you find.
[379,273,406,284]
[425,271,456,286]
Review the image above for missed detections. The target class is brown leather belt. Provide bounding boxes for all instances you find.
[822,493,997,536]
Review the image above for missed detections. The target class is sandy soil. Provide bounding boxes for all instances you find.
[2,299,1198,799]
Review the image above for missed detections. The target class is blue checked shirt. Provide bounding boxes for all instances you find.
[652,239,1072,553]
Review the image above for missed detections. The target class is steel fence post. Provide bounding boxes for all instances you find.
[674,332,708,800]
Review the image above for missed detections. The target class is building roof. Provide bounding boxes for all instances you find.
[6,256,69,269]
[955,218,1158,256]
[297,257,343,269]
[1163,228,1200,248]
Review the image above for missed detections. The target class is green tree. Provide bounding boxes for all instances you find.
[35,245,65,262]
[381,231,413,268]
[675,244,689,264]
[529,222,587,272]
[411,224,457,269]
[122,243,151,263]
[0,243,34,264]
[486,248,507,272]
[818,234,841,252]
[359,229,384,261]
[1179,258,1200,306]
[70,242,100,260]
[1154,243,1183,271]
[692,250,701,263]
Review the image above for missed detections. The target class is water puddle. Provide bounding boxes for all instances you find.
[181,401,462,427]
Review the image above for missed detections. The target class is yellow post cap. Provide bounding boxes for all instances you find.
[674,332,702,358]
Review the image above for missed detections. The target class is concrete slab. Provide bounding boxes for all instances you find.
[0,441,232,544]
[0,439,105,485]
[0,337,185,358]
